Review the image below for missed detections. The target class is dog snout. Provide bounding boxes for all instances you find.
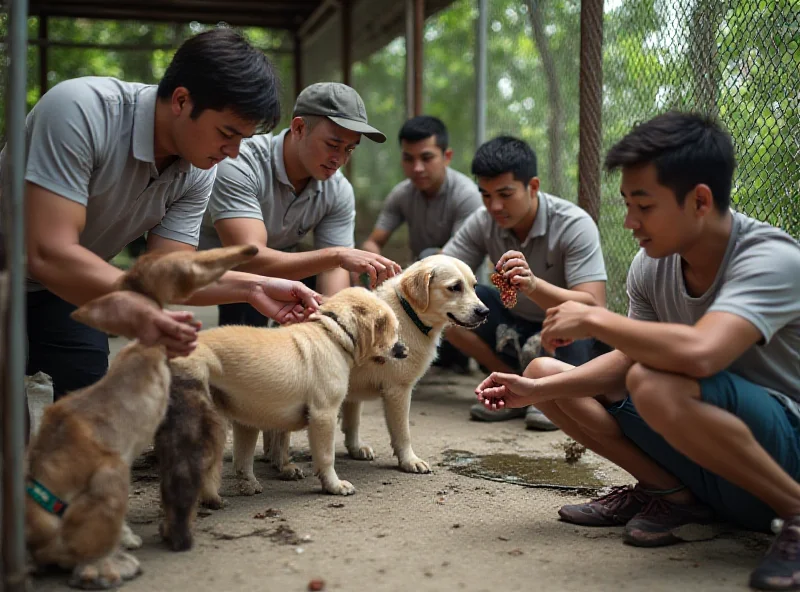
[391,341,409,359]
[475,305,490,319]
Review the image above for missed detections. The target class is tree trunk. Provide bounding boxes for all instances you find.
[688,0,724,114]
[526,0,566,197]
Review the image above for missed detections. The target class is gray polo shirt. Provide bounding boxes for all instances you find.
[443,192,607,323]
[199,129,355,252]
[627,211,800,418]
[374,167,482,260]
[0,76,215,292]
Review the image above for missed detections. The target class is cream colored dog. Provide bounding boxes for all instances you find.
[168,287,407,500]
[264,254,489,478]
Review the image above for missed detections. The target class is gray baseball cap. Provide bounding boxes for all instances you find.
[292,82,386,143]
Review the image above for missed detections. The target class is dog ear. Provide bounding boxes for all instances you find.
[115,245,258,305]
[400,266,433,313]
[71,291,158,337]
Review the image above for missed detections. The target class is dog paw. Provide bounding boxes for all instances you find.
[324,479,356,496]
[278,463,305,481]
[70,553,141,590]
[236,478,263,496]
[347,444,375,461]
[201,494,227,510]
[120,524,142,550]
[111,551,141,580]
[400,457,432,474]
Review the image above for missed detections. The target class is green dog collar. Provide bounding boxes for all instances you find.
[26,478,68,517]
[396,289,433,337]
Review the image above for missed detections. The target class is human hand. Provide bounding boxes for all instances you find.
[541,300,594,353]
[474,372,537,410]
[70,291,201,358]
[248,277,323,325]
[338,248,402,289]
[496,250,537,294]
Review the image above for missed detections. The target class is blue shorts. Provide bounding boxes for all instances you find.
[607,371,800,532]
[473,284,598,370]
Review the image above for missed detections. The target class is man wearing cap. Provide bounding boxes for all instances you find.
[199,82,401,329]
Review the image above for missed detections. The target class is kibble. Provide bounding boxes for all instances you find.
[490,272,517,308]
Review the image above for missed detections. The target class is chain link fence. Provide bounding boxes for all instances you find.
[600,0,800,311]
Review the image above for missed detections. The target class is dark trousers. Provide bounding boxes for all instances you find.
[27,289,109,401]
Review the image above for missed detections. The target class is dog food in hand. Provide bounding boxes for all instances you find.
[490,272,517,308]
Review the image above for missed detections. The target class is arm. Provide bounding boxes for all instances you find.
[579,308,762,378]
[475,349,634,408]
[523,278,605,309]
[213,218,400,287]
[543,237,800,378]
[147,233,321,324]
[26,183,124,305]
[362,228,392,255]
[363,185,406,255]
[317,267,351,296]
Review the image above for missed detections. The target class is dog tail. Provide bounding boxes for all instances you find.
[156,372,210,552]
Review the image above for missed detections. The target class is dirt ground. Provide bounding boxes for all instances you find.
[31,306,771,592]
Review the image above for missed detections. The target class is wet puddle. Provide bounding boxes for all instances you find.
[441,449,607,494]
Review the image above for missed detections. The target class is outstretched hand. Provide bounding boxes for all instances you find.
[474,372,538,410]
[248,277,323,325]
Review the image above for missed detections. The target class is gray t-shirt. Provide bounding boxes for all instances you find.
[627,211,800,416]
[199,129,355,252]
[443,192,607,323]
[0,76,215,291]
[375,167,482,261]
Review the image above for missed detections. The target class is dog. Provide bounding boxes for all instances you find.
[24,245,257,589]
[263,254,489,479]
[163,286,407,527]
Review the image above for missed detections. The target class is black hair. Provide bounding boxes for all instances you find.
[398,115,449,152]
[471,136,538,185]
[604,111,735,210]
[157,27,281,131]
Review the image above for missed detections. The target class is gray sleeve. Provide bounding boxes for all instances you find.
[23,79,107,204]
[441,209,488,271]
[314,179,356,249]
[374,184,406,233]
[709,237,800,343]
[207,157,264,223]
[626,250,658,321]
[150,168,216,246]
[561,215,608,287]
[451,184,483,234]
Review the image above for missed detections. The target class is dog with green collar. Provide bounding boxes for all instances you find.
[24,245,257,589]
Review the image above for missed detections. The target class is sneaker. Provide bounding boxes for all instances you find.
[470,402,527,422]
[624,496,716,547]
[558,485,651,527]
[750,516,800,591]
[524,406,559,431]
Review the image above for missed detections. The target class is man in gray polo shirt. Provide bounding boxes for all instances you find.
[362,115,482,263]
[0,28,320,414]
[443,136,607,429]
[199,82,401,328]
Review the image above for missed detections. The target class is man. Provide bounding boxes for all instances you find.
[199,82,401,329]
[475,113,800,591]
[0,27,320,409]
[443,136,607,430]
[361,115,482,262]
